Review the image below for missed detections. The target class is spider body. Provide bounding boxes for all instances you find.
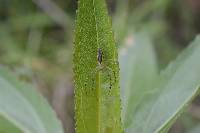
[97,48,103,65]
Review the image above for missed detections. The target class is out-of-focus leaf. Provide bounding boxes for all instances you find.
[0,67,64,133]
[124,36,200,132]
[188,124,200,133]
[0,116,22,133]
[119,33,158,128]
[0,25,25,65]
[113,0,129,44]
[10,13,54,30]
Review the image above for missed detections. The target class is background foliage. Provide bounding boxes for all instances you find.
[1,0,200,133]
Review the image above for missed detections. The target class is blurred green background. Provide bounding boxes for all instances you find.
[0,0,200,133]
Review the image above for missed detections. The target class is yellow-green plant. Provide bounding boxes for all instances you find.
[73,0,123,132]
[1,0,200,133]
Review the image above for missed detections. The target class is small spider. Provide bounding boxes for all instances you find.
[97,48,103,65]
[90,48,116,91]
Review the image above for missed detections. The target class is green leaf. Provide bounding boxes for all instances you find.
[113,0,129,44]
[10,13,54,30]
[0,67,64,133]
[125,36,200,132]
[188,124,200,133]
[119,33,158,128]
[73,0,123,132]
[0,116,22,133]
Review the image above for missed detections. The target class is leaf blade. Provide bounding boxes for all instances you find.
[119,33,158,128]
[125,36,200,132]
[0,67,64,133]
[0,116,22,133]
[74,0,123,132]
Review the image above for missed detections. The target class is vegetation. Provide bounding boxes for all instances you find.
[0,0,200,133]
[74,0,123,132]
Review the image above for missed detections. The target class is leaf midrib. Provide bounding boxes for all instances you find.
[92,0,101,132]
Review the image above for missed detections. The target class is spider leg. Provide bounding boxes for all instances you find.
[102,59,118,82]
[101,65,117,93]
[89,65,103,90]
[89,63,116,93]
